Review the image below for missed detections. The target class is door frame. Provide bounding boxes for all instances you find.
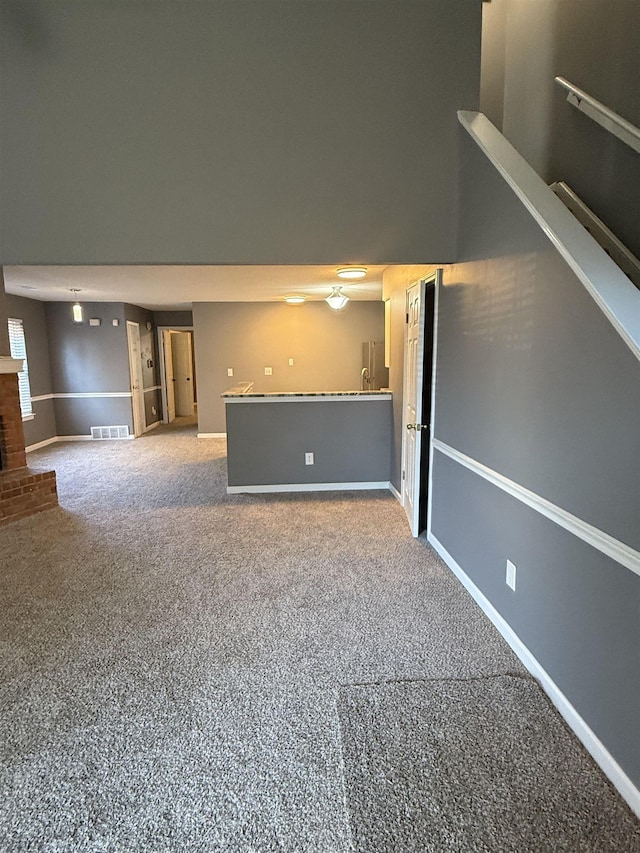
[400,269,441,537]
[126,320,146,437]
[157,325,194,424]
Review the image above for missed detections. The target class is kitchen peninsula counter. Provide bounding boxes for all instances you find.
[222,389,392,493]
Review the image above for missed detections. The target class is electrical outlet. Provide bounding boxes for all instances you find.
[288,358,294,366]
[305,452,314,465]
[506,559,517,591]
[265,367,273,376]
[227,368,234,377]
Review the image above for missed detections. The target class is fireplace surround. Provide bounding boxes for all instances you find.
[0,358,57,525]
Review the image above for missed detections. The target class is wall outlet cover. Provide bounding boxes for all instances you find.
[305,452,314,465]
[227,368,234,377]
[265,367,273,375]
[288,358,294,366]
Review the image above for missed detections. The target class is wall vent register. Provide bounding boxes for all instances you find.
[90,425,130,440]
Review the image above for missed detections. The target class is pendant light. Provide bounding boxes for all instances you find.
[326,285,349,310]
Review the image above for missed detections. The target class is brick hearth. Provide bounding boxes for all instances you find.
[0,370,58,525]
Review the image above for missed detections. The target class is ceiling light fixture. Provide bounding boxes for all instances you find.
[336,266,367,280]
[326,285,349,311]
[70,289,83,323]
[284,295,306,305]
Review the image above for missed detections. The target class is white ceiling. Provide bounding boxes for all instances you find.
[3,265,387,311]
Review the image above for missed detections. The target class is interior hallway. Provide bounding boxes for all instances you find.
[1,427,637,851]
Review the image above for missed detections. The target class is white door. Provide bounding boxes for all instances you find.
[402,281,426,536]
[126,321,146,437]
[172,332,195,417]
[163,330,176,423]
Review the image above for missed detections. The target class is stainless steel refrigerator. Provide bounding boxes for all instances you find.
[361,341,389,390]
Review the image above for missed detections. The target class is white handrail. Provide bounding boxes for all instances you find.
[555,77,640,155]
[457,111,640,363]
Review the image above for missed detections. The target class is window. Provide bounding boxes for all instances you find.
[7,318,34,419]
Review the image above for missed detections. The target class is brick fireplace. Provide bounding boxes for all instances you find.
[0,360,58,525]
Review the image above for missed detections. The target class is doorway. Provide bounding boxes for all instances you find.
[126,321,147,437]
[401,271,439,537]
[158,327,197,424]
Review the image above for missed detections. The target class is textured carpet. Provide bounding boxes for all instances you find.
[0,419,636,850]
[338,674,640,852]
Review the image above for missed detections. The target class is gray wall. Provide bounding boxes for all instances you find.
[5,294,57,447]
[0,0,480,265]
[431,131,640,785]
[194,301,385,434]
[481,0,640,259]
[45,301,134,434]
[153,311,193,328]
[0,270,10,355]
[226,399,391,487]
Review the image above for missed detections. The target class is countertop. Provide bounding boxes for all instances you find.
[222,389,392,400]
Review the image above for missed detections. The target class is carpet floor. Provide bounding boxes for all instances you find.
[0,419,637,851]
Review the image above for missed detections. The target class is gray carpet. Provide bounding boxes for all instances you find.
[0,419,636,850]
[338,674,640,852]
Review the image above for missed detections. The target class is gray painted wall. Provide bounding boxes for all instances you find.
[45,301,134,434]
[152,311,193,328]
[225,399,391,487]
[0,270,10,355]
[431,131,640,785]
[480,0,640,259]
[0,0,480,265]
[5,294,57,446]
[194,301,385,434]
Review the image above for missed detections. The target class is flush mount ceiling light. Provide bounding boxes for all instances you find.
[284,295,306,305]
[70,289,83,323]
[326,285,349,311]
[336,266,367,280]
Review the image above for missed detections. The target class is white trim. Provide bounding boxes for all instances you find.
[197,432,227,439]
[555,77,640,155]
[22,413,35,422]
[458,111,640,362]
[427,532,640,819]
[31,394,54,402]
[432,439,640,577]
[56,434,94,442]
[25,436,59,452]
[388,482,402,503]
[50,391,133,399]
[145,421,161,431]
[223,394,392,404]
[227,481,390,494]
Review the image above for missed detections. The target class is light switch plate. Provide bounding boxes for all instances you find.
[506,559,517,591]
[265,367,273,375]
[288,358,294,366]
[305,452,314,465]
[227,368,234,377]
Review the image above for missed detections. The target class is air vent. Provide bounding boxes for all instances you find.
[90,425,130,440]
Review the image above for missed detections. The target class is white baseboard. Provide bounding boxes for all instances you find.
[389,481,403,503]
[145,421,161,431]
[427,531,640,819]
[25,436,59,452]
[197,432,227,439]
[227,481,391,494]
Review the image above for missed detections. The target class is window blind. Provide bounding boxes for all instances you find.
[7,318,33,417]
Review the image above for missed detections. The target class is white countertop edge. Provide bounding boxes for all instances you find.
[223,393,392,403]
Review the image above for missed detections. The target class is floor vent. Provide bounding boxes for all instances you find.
[90,425,130,440]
